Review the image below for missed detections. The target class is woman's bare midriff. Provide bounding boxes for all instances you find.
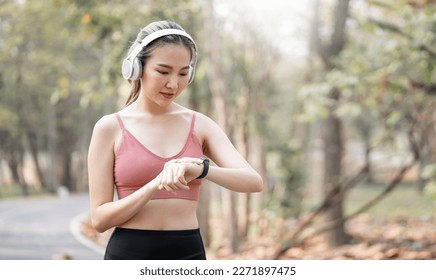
[118,199,199,230]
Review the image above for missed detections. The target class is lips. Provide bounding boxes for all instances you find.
[160,92,175,99]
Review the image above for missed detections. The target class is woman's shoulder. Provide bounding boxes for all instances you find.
[92,113,119,135]
[191,110,224,137]
[89,113,120,152]
[193,111,219,127]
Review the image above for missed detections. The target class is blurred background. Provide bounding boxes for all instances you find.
[0,0,435,259]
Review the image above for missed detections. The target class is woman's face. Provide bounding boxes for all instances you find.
[140,44,192,107]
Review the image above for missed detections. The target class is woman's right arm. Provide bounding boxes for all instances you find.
[87,115,161,233]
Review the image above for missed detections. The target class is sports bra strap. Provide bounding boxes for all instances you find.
[115,114,125,130]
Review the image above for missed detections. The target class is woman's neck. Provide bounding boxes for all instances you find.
[132,97,174,116]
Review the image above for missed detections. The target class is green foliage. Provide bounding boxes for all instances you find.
[266,145,305,218]
[297,1,435,148]
[0,0,206,190]
[296,83,332,122]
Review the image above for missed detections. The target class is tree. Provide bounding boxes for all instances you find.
[275,0,435,258]
[310,0,351,246]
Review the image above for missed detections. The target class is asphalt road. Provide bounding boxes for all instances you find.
[0,193,104,260]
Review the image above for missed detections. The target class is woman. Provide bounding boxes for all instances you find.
[88,20,263,260]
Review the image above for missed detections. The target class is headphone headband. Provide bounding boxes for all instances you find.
[122,28,197,82]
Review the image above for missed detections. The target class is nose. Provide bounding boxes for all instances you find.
[166,75,179,89]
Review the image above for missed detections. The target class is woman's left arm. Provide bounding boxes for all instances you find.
[197,113,263,193]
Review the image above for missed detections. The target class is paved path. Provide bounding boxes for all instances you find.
[0,193,104,260]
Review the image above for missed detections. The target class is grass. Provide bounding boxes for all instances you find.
[345,182,436,219]
[0,184,48,199]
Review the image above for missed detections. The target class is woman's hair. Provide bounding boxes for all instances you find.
[124,20,196,106]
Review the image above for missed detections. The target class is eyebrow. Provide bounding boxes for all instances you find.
[156,63,190,70]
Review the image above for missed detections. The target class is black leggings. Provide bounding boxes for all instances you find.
[104,227,206,260]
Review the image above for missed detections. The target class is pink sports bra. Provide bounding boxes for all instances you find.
[114,113,204,201]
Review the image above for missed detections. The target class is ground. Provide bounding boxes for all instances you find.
[81,183,436,259]
[80,214,436,260]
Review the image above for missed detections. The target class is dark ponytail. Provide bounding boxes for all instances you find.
[125,80,141,106]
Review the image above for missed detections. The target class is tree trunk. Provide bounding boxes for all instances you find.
[311,0,351,246]
[322,88,349,245]
[10,42,29,196]
[189,80,212,247]
[204,0,239,253]
[55,78,77,192]
[236,87,250,238]
[57,151,74,191]
[47,101,58,193]
[26,129,46,188]
[6,152,29,196]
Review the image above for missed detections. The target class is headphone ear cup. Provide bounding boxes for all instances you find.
[188,50,197,84]
[130,58,143,80]
[122,57,133,80]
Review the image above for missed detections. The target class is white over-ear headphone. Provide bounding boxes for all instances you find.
[121,29,197,83]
